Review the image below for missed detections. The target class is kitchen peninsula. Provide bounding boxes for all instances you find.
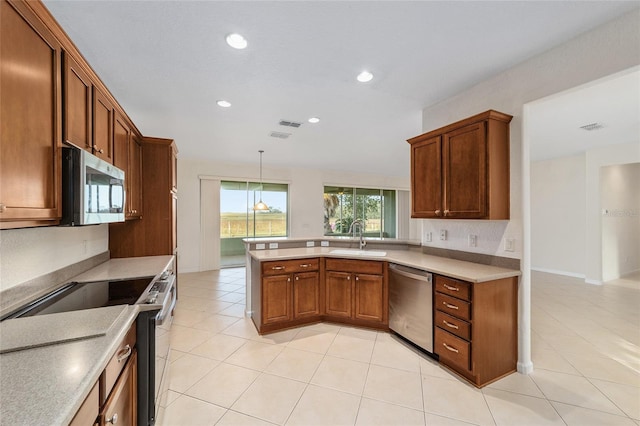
[245,237,520,387]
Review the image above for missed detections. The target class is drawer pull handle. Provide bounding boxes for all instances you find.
[443,302,459,310]
[300,264,311,268]
[443,343,459,353]
[106,413,118,424]
[117,345,132,362]
[272,266,285,270]
[443,284,459,292]
[443,320,459,330]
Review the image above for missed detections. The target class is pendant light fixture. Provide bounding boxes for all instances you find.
[253,150,269,211]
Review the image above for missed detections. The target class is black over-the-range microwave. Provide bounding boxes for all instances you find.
[61,145,126,226]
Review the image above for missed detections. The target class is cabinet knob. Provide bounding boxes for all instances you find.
[435,210,441,216]
[295,276,299,281]
[355,276,359,281]
[106,413,118,424]
[0,203,5,213]
[444,209,450,216]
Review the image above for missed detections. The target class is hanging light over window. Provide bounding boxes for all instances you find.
[254,150,269,211]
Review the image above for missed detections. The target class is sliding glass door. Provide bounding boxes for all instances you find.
[220,180,288,267]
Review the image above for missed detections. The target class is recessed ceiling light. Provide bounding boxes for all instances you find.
[308,117,320,124]
[226,33,247,49]
[357,71,373,83]
[216,100,231,108]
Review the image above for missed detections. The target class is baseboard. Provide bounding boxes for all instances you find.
[585,279,603,285]
[517,361,534,374]
[531,267,585,279]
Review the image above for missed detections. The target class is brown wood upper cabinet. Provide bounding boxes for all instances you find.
[113,114,142,219]
[63,52,114,164]
[0,0,62,229]
[408,110,512,220]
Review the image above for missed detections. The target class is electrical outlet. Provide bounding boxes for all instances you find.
[320,241,329,247]
[468,234,477,247]
[440,229,447,241]
[256,243,265,250]
[269,242,279,249]
[504,238,515,252]
[306,241,315,247]
[425,232,432,242]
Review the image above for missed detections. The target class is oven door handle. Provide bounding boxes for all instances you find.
[155,283,176,326]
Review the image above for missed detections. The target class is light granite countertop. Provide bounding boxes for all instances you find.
[0,305,140,425]
[249,247,520,282]
[243,236,421,246]
[71,255,175,283]
[0,255,174,425]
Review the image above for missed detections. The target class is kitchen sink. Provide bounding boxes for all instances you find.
[330,249,387,257]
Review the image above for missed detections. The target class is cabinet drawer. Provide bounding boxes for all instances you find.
[435,310,471,341]
[325,258,383,275]
[435,327,471,373]
[262,258,319,276]
[435,292,471,321]
[101,322,136,403]
[435,276,471,301]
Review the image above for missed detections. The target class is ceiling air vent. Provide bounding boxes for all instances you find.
[279,120,302,128]
[270,131,291,139]
[579,122,604,131]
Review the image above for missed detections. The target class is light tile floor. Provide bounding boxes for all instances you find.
[159,268,640,426]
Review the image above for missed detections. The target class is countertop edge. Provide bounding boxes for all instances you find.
[248,248,521,282]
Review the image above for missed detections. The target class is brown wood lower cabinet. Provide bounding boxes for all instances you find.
[433,275,518,387]
[324,259,387,328]
[254,258,322,333]
[251,257,388,334]
[100,351,137,426]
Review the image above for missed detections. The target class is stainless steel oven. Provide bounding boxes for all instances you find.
[2,270,177,426]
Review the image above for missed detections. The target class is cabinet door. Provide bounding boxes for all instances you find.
[354,273,384,322]
[0,0,62,227]
[410,135,442,218]
[262,275,292,324]
[113,114,131,209]
[92,86,114,163]
[293,271,320,319]
[101,350,137,426]
[443,122,487,218]
[325,271,352,318]
[63,52,92,151]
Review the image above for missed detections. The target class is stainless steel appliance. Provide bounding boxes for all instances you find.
[2,270,176,426]
[61,146,125,225]
[389,263,433,353]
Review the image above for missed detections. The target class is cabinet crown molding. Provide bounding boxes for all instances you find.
[407,109,513,144]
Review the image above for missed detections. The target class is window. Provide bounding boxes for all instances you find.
[220,180,288,266]
[323,186,396,238]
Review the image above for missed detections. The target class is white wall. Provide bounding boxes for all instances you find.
[601,162,640,281]
[531,154,586,277]
[0,225,109,291]
[417,9,640,374]
[177,157,414,273]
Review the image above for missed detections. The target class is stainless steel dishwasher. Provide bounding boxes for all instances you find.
[389,263,433,353]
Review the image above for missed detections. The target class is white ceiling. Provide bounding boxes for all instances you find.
[529,69,640,162]
[43,1,639,177]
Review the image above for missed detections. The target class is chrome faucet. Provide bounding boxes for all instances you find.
[348,219,367,250]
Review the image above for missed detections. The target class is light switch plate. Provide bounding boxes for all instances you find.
[425,232,432,242]
[321,241,329,247]
[504,238,515,252]
[256,243,265,250]
[306,241,315,247]
[269,242,278,249]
